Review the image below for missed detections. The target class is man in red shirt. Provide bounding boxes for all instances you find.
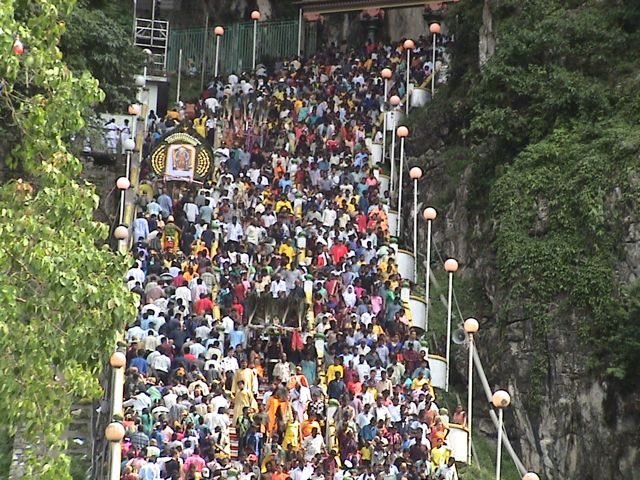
[194,293,213,315]
[330,239,348,264]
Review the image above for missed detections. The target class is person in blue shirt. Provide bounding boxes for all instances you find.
[229,323,246,350]
[361,418,378,442]
[279,173,293,192]
[130,349,149,375]
[327,371,347,399]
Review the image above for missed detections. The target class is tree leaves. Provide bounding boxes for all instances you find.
[0,1,137,477]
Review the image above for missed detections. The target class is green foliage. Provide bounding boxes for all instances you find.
[61,2,144,112]
[0,0,137,477]
[0,160,136,479]
[0,0,108,171]
[410,0,640,397]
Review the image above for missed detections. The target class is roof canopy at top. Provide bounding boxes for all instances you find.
[294,0,457,15]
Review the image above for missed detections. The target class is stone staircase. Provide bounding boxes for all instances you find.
[9,403,97,480]
[228,384,267,459]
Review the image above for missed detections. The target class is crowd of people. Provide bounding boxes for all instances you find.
[119,34,463,480]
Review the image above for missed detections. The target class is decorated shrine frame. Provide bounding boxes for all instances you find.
[149,125,214,183]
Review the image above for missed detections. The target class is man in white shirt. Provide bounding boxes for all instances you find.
[138,456,161,480]
[272,354,292,385]
[149,347,171,380]
[245,220,262,248]
[175,285,192,311]
[270,274,287,298]
[220,350,239,374]
[302,428,325,461]
[321,204,337,228]
[183,199,199,224]
[225,216,244,246]
[126,262,145,284]
[374,397,391,425]
[435,458,459,480]
[204,96,219,114]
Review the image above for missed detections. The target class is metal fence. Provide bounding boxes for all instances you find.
[167,19,318,77]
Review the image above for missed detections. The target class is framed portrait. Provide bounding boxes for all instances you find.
[165,144,196,182]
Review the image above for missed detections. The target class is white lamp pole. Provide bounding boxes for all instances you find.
[444,258,459,391]
[251,10,261,70]
[429,23,441,97]
[214,26,224,78]
[409,167,423,281]
[464,318,480,465]
[297,8,303,56]
[107,352,126,480]
[403,39,414,115]
[422,207,437,332]
[116,177,130,226]
[396,126,409,237]
[389,95,401,195]
[381,68,392,171]
[492,390,512,480]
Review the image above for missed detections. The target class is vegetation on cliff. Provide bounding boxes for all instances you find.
[0,0,137,477]
[409,0,640,409]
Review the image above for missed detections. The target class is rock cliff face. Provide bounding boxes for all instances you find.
[410,2,640,476]
[413,146,640,479]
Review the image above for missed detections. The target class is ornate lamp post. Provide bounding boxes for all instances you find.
[388,94,401,194]
[107,350,127,480]
[251,10,261,70]
[429,23,441,97]
[214,26,224,78]
[403,39,415,115]
[409,166,423,280]
[396,126,409,237]
[492,390,512,480]
[381,68,393,169]
[444,257,459,391]
[122,138,136,181]
[464,317,479,465]
[422,207,437,331]
[116,177,130,226]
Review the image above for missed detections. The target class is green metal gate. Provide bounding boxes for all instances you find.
[167,19,318,77]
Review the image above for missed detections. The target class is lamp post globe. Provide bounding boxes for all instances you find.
[134,75,146,87]
[522,474,540,480]
[423,207,437,221]
[214,26,225,36]
[389,95,401,107]
[381,68,393,79]
[251,10,261,20]
[444,258,459,273]
[397,126,409,138]
[128,104,141,116]
[123,138,136,151]
[114,225,129,240]
[105,422,125,442]
[464,317,479,334]
[109,351,127,369]
[492,390,511,409]
[403,39,415,50]
[409,166,423,179]
[13,39,24,55]
[116,177,130,191]
[430,23,441,34]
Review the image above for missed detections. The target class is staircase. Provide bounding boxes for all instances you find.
[228,383,267,459]
[9,403,96,479]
